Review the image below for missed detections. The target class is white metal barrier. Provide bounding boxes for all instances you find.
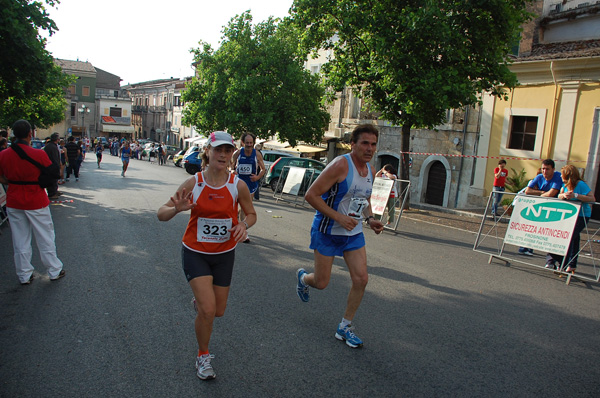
[0,184,7,233]
[473,192,600,285]
[272,166,317,207]
[371,178,410,231]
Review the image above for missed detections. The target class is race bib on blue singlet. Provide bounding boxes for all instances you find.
[347,197,368,219]
[238,164,252,175]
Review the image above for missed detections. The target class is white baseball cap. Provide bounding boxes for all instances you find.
[208,131,235,147]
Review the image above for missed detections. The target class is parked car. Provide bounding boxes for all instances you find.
[183,149,203,175]
[30,139,44,149]
[260,150,298,186]
[141,142,159,158]
[261,150,297,171]
[265,157,326,192]
[184,145,200,158]
[173,150,185,167]
[97,137,109,148]
[165,145,180,157]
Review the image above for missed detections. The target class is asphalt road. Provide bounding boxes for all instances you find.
[1,154,599,397]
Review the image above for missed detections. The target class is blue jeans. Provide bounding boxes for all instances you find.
[492,186,505,214]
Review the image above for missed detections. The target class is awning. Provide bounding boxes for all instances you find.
[262,140,290,150]
[285,144,327,154]
[262,140,326,154]
[184,136,206,144]
[100,125,135,134]
[191,137,208,146]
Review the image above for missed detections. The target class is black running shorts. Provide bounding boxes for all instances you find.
[181,246,235,287]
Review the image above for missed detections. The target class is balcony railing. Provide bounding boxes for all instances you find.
[132,105,148,112]
[149,106,167,113]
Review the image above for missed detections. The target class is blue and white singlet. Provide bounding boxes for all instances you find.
[311,154,374,236]
[236,148,258,194]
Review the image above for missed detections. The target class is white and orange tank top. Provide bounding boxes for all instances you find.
[182,171,240,254]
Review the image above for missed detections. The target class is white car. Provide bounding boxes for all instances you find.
[260,150,299,185]
[184,145,201,158]
[261,150,298,171]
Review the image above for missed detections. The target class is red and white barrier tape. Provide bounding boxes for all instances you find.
[399,151,588,163]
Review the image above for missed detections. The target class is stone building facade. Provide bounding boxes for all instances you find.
[306,59,485,209]
[37,59,97,140]
[122,78,183,145]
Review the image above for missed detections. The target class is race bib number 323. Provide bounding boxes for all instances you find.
[197,218,232,243]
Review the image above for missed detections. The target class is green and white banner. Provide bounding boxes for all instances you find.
[504,196,581,256]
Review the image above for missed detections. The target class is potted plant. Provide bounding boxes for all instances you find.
[505,168,528,193]
[500,197,514,215]
[501,168,529,216]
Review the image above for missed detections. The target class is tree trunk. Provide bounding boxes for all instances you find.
[400,122,411,209]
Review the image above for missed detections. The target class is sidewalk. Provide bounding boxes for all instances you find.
[399,203,488,234]
[407,202,600,234]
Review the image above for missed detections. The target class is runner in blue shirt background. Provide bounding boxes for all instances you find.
[232,133,265,243]
[121,141,132,177]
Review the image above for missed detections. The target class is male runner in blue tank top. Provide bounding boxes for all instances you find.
[232,133,265,243]
[296,124,384,348]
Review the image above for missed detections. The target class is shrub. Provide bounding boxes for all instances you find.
[505,168,528,193]
[500,197,513,207]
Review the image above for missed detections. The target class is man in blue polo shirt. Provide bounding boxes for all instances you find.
[517,158,562,256]
[525,159,562,198]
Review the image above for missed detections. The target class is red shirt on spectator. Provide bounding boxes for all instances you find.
[0,142,51,210]
[493,167,507,188]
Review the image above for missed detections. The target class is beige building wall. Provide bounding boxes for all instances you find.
[571,83,600,163]
[481,79,600,199]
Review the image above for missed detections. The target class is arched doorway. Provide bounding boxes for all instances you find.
[425,161,446,206]
[378,154,400,174]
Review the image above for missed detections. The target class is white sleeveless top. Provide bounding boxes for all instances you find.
[311,154,374,236]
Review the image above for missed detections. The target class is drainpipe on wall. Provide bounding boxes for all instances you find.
[470,104,483,186]
[547,61,560,160]
[454,106,469,208]
[337,87,346,129]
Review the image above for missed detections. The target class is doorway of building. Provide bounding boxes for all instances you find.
[425,161,446,206]
[378,155,400,175]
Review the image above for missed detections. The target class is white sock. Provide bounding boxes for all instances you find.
[340,318,352,329]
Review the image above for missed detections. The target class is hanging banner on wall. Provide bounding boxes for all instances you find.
[504,196,580,256]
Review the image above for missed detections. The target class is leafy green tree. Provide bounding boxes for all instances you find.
[290,0,533,201]
[0,0,73,128]
[2,64,72,129]
[182,11,330,146]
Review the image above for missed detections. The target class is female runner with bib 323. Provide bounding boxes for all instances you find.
[157,131,256,381]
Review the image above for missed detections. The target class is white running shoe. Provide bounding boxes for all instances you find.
[195,354,216,380]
